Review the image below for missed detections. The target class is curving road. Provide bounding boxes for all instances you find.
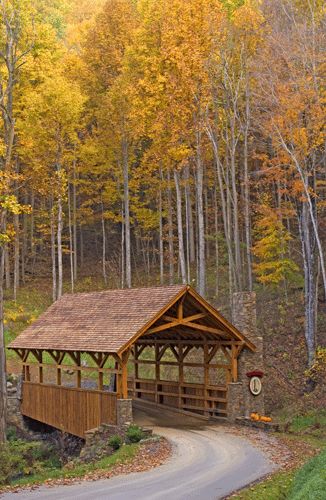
[1,406,275,500]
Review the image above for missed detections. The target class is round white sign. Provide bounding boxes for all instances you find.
[249,376,262,396]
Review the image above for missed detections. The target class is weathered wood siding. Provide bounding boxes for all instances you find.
[22,382,117,438]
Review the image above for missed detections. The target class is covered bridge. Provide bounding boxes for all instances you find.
[9,284,260,438]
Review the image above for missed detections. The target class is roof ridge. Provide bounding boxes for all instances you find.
[61,283,188,299]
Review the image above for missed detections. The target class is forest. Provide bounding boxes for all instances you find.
[0,0,325,440]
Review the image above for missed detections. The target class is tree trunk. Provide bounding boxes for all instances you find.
[68,184,74,293]
[158,184,164,285]
[57,196,63,299]
[299,199,316,367]
[101,200,107,286]
[51,205,57,302]
[184,165,195,265]
[243,81,252,291]
[13,212,19,301]
[121,204,125,288]
[214,184,219,297]
[21,194,28,284]
[196,129,205,296]
[79,225,84,268]
[0,235,7,443]
[4,244,10,290]
[73,159,78,282]
[174,169,187,283]
[206,123,236,297]
[122,139,131,288]
[167,169,174,284]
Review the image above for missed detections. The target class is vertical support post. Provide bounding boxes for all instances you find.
[178,344,184,409]
[134,345,138,397]
[25,364,30,382]
[56,366,61,385]
[155,344,160,403]
[118,349,130,399]
[56,352,64,386]
[204,342,209,415]
[97,353,103,391]
[76,352,81,388]
[39,351,43,383]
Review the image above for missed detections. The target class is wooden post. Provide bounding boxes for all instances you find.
[134,345,139,397]
[97,353,103,391]
[39,351,43,383]
[122,350,130,399]
[155,344,160,403]
[56,352,65,386]
[25,364,30,382]
[76,352,81,388]
[178,344,184,409]
[204,343,209,415]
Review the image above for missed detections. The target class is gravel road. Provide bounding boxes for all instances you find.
[1,406,275,500]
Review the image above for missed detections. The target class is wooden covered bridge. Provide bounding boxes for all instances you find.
[9,284,256,438]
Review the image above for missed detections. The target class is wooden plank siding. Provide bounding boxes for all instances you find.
[21,382,117,438]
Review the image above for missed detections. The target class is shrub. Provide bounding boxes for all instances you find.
[6,426,17,441]
[108,435,123,450]
[0,444,26,485]
[0,439,61,485]
[126,425,144,443]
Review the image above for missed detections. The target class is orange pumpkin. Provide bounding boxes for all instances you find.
[260,416,272,422]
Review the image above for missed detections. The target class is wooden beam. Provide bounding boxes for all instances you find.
[182,322,226,335]
[147,321,180,334]
[181,345,193,360]
[157,344,170,361]
[177,299,183,320]
[182,313,207,323]
[162,312,206,324]
[207,344,219,363]
[169,345,180,362]
[89,352,102,367]
[137,339,242,346]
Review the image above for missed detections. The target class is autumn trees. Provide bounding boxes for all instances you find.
[0,1,325,437]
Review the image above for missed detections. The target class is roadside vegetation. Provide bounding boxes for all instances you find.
[232,410,326,500]
[0,423,147,490]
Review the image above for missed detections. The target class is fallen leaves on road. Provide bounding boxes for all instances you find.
[223,424,318,471]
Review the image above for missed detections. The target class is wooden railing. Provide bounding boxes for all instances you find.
[22,382,117,438]
[128,377,227,418]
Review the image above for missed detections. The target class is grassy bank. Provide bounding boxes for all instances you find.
[0,431,140,491]
[9,443,139,488]
[232,410,326,500]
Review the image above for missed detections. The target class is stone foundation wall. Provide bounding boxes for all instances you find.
[6,375,26,430]
[229,292,265,419]
[227,382,244,423]
[117,398,133,427]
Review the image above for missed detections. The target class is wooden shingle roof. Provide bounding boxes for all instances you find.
[9,284,256,354]
[9,284,187,353]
